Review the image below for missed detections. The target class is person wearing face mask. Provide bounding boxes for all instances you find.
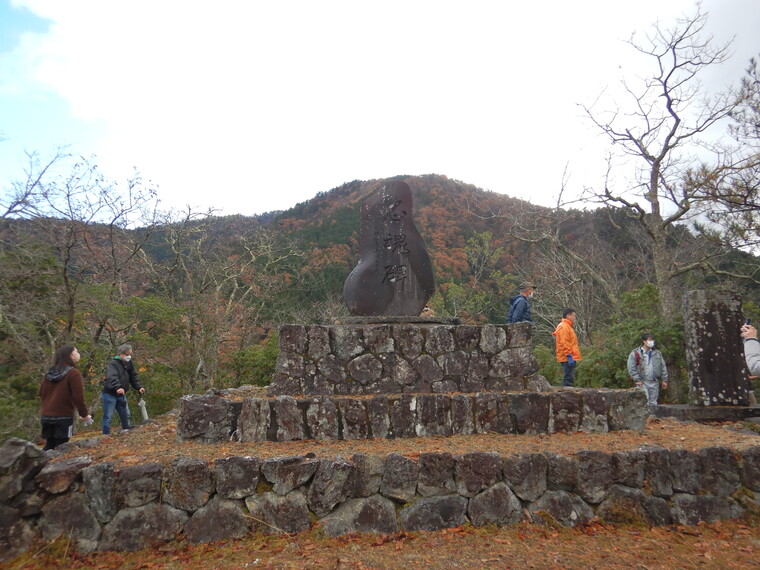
[39,344,91,450]
[102,343,144,434]
[627,333,668,405]
[507,281,536,324]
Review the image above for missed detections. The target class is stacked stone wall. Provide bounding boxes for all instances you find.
[268,322,545,396]
[175,388,649,443]
[3,437,760,557]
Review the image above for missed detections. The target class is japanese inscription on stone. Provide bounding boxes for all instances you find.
[343,181,435,316]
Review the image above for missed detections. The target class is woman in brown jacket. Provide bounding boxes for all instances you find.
[39,345,91,450]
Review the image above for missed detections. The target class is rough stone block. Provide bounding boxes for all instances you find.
[425,326,456,355]
[367,395,391,439]
[503,453,547,502]
[468,482,522,526]
[545,452,578,491]
[185,496,250,544]
[162,456,214,513]
[455,452,502,497]
[642,446,673,498]
[379,453,418,503]
[118,463,163,508]
[363,325,394,353]
[670,493,743,525]
[36,456,92,494]
[338,398,369,440]
[306,396,339,440]
[575,450,612,504]
[417,452,456,497]
[307,325,331,360]
[214,456,261,500]
[549,391,581,433]
[393,325,424,360]
[279,324,308,353]
[669,449,702,494]
[597,484,671,526]
[347,354,383,386]
[509,392,550,434]
[610,451,645,489]
[245,491,311,534]
[307,458,353,518]
[479,325,506,355]
[331,327,365,362]
[238,398,271,442]
[39,493,101,553]
[262,455,319,495]
[389,395,416,438]
[400,495,468,532]
[99,504,189,552]
[699,446,740,497]
[451,394,475,435]
[320,495,399,536]
[528,490,594,527]
[740,446,760,492]
[454,325,480,351]
[580,390,608,433]
[416,394,452,437]
[351,453,385,498]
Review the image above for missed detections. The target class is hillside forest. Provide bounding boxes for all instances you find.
[1,9,759,442]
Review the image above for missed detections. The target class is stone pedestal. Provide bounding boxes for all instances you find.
[683,290,751,406]
[268,322,549,397]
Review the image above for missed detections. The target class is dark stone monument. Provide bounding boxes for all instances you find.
[683,290,751,406]
[342,181,435,316]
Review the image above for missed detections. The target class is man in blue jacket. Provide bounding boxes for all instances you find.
[102,344,145,434]
[507,281,536,324]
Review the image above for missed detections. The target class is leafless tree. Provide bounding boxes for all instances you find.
[580,7,747,319]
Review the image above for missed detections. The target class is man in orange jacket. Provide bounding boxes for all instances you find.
[552,308,582,386]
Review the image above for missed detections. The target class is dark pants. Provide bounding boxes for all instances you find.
[41,417,74,450]
[561,362,576,387]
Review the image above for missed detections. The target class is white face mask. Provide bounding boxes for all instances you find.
[645,340,655,348]
[122,355,132,362]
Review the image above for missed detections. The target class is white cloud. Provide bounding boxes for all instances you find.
[2,0,758,215]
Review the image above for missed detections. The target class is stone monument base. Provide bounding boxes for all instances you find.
[650,404,760,423]
[268,322,547,397]
[175,387,649,443]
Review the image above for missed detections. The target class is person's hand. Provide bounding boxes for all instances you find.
[567,355,575,367]
[116,388,125,395]
[741,324,757,339]
[139,387,145,394]
[636,381,643,387]
[80,414,93,426]
[661,381,668,389]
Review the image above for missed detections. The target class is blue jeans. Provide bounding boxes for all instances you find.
[562,362,576,387]
[102,391,130,434]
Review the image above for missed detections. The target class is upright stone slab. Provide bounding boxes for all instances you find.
[342,181,435,316]
[683,290,751,406]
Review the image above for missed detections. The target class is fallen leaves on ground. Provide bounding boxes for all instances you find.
[52,413,760,469]
[10,519,760,569]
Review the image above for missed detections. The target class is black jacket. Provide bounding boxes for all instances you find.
[103,357,142,396]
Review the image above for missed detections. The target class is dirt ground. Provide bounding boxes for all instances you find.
[55,409,760,469]
[10,517,760,569]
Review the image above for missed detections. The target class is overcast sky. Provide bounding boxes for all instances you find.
[1,0,758,217]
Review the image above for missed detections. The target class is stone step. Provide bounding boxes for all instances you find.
[176,388,649,444]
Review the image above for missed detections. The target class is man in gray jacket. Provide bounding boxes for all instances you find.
[741,323,760,377]
[627,333,668,405]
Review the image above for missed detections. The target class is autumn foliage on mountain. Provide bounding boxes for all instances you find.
[1,173,758,442]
